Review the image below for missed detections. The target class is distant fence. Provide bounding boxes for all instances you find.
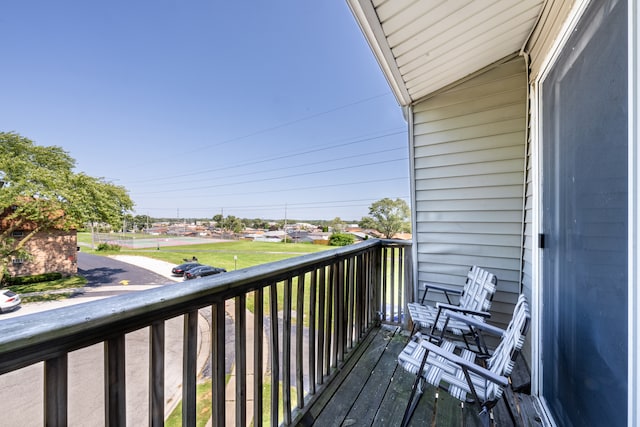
[92,233,220,249]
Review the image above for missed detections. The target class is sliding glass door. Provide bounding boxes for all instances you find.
[541,0,627,425]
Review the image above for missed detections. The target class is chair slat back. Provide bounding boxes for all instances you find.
[458,266,497,312]
[485,294,530,399]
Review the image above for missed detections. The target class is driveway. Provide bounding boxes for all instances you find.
[0,253,209,426]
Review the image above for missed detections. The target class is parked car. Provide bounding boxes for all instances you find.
[184,265,227,280]
[0,290,21,313]
[171,262,202,276]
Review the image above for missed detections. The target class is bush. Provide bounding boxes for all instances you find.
[329,233,355,246]
[4,272,63,286]
[96,242,121,252]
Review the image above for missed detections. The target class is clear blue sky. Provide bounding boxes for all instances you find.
[1,1,409,221]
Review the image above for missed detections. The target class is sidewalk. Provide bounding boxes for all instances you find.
[110,256,270,426]
[211,298,269,427]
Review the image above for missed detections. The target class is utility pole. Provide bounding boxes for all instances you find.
[284,203,287,244]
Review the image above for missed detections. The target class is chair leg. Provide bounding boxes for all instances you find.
[401,337,433,427]
[478,406,490,427]
[401,377,424,427]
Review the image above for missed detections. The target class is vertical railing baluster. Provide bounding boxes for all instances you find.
[308,269,317,394]
[404,245,413,327]
[149,320,165,427]
[316,266,326,385]
[364,251,371,328]
[336,260,345,363]
[105,335,126,427]
[212,301,226,426]
[269,283,280,427]
[346,256,355,349]
[283,278,292,424]
[254,289,264,427]
[355,254,363,339]
[390,246,396,324]
[44,354,67,426]
[235,295,247,426]
[296,273,305,408]
[374,246,382,323]
[397,246,404,325]
[183,310,198,427]
[326,263,335,370]
[382,246,388,322]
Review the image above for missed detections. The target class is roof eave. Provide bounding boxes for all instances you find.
[346,0,413,106]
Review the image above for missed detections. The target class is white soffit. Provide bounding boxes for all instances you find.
[348,0,545,105]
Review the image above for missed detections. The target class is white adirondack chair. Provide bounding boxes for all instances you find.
[399,294,530,427]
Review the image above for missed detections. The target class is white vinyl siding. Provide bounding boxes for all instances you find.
[411,57,527,328]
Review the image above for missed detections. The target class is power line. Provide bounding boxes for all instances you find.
[138,176,408,199]
[126,127,406,184]
[135,158,408,195]
[114,92,395,172]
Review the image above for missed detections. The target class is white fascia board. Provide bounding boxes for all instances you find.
[346,0,412,106]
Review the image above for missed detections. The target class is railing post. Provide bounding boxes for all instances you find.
[183,310,198,427]
[44,354,68,426]
[104,335,126,427]
[325,265,334,372]
[389,246,396,324]
[308,269,317,394]
[403,243,413,329]
[149,320,165,427]
[336,260,345,363]
[254,289,264,427]
[317,266,326,384]
[296,273,305,409]
[212,301,226,426]
[346,256,355,349]
[235,295,247,426]
[373,246,382,324]
[283,278,292,425]
[269,283,280,427]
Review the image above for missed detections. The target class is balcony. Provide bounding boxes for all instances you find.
[0,239,535,426]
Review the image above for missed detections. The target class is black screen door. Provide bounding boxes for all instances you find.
[541,0,627,425]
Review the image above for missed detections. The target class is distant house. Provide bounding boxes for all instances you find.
[0,208,78,277]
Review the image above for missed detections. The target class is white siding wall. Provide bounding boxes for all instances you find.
[412,57,527,328]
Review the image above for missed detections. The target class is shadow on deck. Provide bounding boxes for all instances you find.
[301,326,543,427]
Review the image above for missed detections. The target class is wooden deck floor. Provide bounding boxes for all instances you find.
[301,325,542,427]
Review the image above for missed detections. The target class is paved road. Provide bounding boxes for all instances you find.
[78,251,176,287]
[0,254,207,426]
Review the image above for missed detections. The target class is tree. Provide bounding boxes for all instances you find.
[0,132,134,278]
[329,232,355,246]
[363,198,410,239]
[330,217,345,233]
[133,214,152,231]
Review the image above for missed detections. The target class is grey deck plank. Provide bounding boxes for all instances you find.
[312,327,396,427]
[344,330,406,425]
[306,326,535,427]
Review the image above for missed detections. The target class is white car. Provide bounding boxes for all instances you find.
[0,290,21,313]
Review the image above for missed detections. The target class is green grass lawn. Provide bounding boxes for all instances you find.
[78,232,332,273]
[7,275,87,302]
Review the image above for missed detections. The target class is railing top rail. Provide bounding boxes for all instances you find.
[0,239,410,372]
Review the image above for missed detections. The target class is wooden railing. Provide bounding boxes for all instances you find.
[0,239,411,426]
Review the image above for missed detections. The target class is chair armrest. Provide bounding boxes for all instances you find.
[436,303,491,318]
[419,338,509,387]
[444,310,505,336]
[420,282,463,304]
